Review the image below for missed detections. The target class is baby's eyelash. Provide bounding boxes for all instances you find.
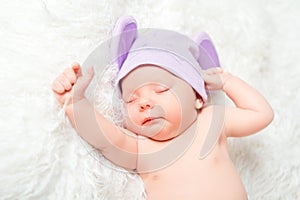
[125,96,137,103]
[156,87,170,93]
[126,99,135,103]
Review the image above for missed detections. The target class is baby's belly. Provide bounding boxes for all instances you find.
[140,146,247,200]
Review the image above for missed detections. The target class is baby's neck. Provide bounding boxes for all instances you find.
[137,117,200,173]
[148,116,199,142]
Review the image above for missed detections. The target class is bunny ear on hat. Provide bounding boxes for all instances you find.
[111,16,137,69]
[194,32,220,70]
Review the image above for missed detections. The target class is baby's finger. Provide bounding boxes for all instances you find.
[72,62,80,70]
[63,68,77,85]
[204,67,222,75]
[57,74,73,91]
[52,78,65,94]
[72,62,82,77]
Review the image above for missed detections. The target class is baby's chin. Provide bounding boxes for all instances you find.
[125,119,183,141]
[124,113,200,141]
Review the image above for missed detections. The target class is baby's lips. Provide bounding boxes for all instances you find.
[142,117,152,125]
[141,116,162,126]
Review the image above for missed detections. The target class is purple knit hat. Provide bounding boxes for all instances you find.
[111,16,220,103]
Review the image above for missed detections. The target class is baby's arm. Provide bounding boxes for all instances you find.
[203,68,274,137]
[52,63,137,170]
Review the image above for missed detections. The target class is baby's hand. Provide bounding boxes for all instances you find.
[52,63,94,106]
[201,67,231,91]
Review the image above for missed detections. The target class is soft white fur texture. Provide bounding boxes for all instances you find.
[0,0,299,199]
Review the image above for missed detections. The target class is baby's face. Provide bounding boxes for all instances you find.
[120,65,198,141]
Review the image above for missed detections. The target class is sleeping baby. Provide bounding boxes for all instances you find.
[52,16,273,199]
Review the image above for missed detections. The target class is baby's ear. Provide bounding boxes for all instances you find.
[195,98,204,110]
[111,16,137,69]
[194,32,220,70]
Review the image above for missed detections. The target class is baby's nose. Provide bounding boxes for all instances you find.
[139,99,153,111]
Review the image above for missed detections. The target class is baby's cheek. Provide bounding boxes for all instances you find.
[167,107,182,125]
[160,100,180,122]
[123,108,144,135]
[124,106,140,125]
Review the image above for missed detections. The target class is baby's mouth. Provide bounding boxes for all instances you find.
[142,117,160,126]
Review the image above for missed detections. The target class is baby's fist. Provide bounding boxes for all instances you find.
[201,67,231,91]
[52,63,94,106]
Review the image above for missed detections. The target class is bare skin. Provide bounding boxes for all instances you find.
[137,110,247,199]
[52,63,274,199]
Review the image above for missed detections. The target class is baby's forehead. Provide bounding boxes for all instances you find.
[120,65,178,91]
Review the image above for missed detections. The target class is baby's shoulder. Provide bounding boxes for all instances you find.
[198,105,226,122]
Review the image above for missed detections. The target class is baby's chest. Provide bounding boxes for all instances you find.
[138,143,245,200]
[137,132,226,173]
[139,146,234,199]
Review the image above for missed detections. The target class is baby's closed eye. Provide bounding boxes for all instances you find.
[155,85,170,93]
[125,95,138,103]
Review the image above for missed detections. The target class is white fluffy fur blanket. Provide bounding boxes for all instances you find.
[0,0,299,199]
